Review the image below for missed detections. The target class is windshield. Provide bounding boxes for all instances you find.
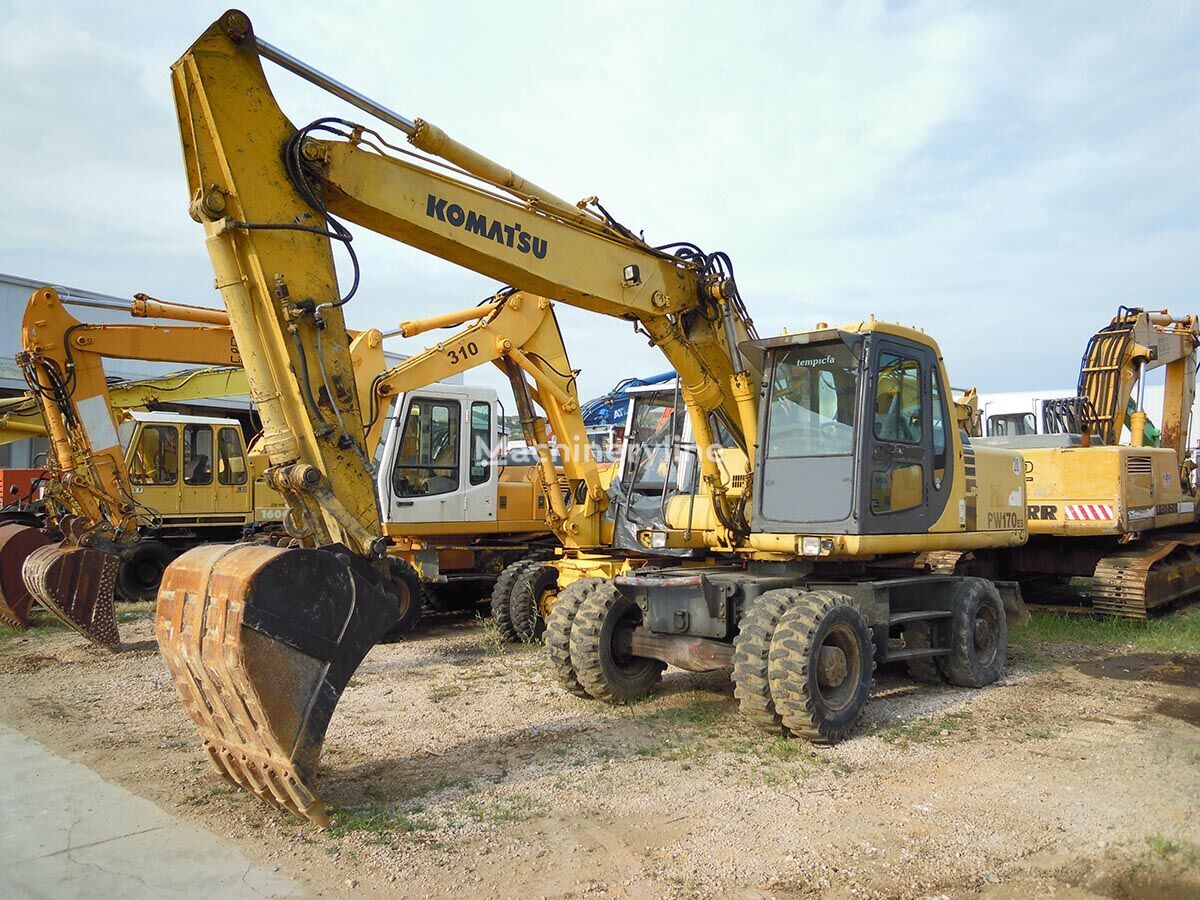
[621,390,686,493]
[765,342,859,458]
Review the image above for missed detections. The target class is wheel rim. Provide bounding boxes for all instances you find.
[537,587,557,618]
[972,599,1000,666]
[813,620,863,712]
[605,601,648,675]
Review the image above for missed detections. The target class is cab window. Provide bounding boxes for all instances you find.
[765,342,858,458]
[470,401,491,486]
[931,367,947,489]
[392,399,461,498]
[217,426,247,485]
[183,425,213,486]
[129,425,178,485]
[871,351,924,514]
[874,353,923,444]
[987,413,1036,436]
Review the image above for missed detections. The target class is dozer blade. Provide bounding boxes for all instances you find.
[22,542,121,649]
[0,524,55,629]
[155,542,399,827]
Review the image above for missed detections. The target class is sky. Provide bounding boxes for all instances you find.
[1,0,1198,403]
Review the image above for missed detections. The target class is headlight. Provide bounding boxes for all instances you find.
[800,536,822,556]
[643,530,669,549]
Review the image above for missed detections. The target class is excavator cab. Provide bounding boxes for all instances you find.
[749,325,958,539]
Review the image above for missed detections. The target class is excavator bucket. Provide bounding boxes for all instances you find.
[0,524,55,628]
[156,542,399,827]
[22,542,121,649]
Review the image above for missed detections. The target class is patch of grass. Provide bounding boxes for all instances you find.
[476,614,506,657]
[328,802,432,841]
[451,792,542,825]
[1012,608,1200,655]
[114,602,154,624]
[1147,834,1181,858]
[0,614,70,642]
[873,710,974,746]
[427,683,463,702]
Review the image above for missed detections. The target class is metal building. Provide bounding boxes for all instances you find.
[0,272,437,468]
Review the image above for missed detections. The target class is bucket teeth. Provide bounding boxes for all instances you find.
[156,542,399,826]
[22,542,121,649]
[0,524,55,629]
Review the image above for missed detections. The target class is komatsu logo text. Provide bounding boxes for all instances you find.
[426,195,548,260]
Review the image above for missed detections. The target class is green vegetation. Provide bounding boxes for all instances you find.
[871,709,975,746]
[1011,608,1200,655]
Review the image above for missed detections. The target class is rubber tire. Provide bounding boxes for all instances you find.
[115,541,176,602]
[379,557,427,642]
[768,590,874,743]
[545,577,602,698]
[0,511,43,529]
[939,578,1007,688]
[569,581,665,703]
[903,619,944,684]
[508,565,558,643]
[489,559,542,643]
[732,588,801,730]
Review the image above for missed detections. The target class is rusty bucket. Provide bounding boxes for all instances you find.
[156,542,399,826]
[0,524,55,628]
[22,542,121,649]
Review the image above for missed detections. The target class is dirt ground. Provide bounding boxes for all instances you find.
[1,607,1198,899]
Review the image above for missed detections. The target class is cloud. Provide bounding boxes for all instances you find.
[0,0,1197,407]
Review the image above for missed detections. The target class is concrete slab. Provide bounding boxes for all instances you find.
[0,723,305,899]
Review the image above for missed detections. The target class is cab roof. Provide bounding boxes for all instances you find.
[127,410,241,427]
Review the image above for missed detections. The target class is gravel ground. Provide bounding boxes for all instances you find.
[0,608,1197,899]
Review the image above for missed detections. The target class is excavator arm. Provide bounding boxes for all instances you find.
[173,11,758,538]
[1068,308,1199,458]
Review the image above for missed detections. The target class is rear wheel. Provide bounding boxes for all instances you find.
[940,579,1006,687]
[115,541,176,602]
[545,577,601,697]
[903,619,944,684]
[768,590,874,743]
[570,581,665,703]
[380,557,426,641]
[508,565,558,642]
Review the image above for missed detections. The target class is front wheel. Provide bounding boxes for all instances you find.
[379,557,426,642]
[569,581,665,703]
[940,579,1006,688]
[768,590,874,743]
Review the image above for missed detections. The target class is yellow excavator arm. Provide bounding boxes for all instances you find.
[173,10,758,540]
[1071,308,1198,456]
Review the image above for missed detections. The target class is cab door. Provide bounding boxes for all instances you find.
[463,398,498,523]
[179,424,217,517]
[859,338,945,535]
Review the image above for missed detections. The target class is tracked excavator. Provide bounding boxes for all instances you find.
[990,307,1200,618]
[161,11,1030,825]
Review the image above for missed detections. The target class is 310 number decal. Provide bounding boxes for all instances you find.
[446,341,480,365]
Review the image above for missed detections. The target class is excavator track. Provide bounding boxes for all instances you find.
[156,542,399,827]
[1089,532,1200,620]
[0,524,55,628]
[22,542,121,648]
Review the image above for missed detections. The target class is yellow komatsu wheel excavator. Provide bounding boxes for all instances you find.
[161,11,1030,825]
[989,307,1200,618]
